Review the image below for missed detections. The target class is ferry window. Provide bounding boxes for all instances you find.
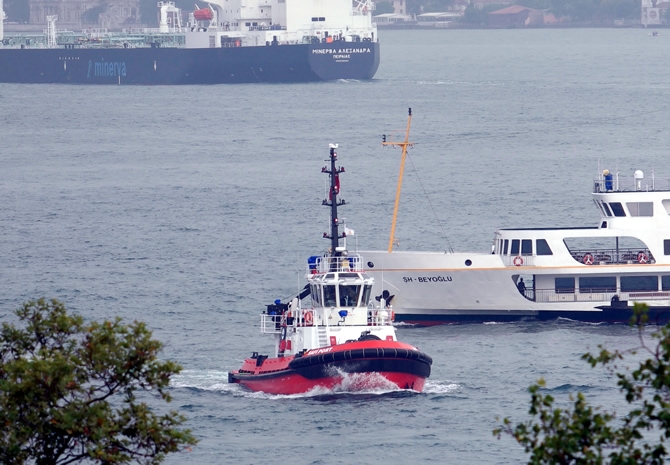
[511,239,520,255]
[665,239,670,255]
[662,276,670,291]
[521,239,532,255]
[339,285,360,307]
[311,17,318,21]
[503,239,509,255]
[621,276,658,292]
[627,202,653,217]
[536,239,553,255]
[602,202,613,217]
[609,202,626,217]
[555,277,575,294]
[323,285,336,307]
[578,277,616,293]
[361,285,372,306]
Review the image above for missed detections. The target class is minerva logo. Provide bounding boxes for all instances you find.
[87,59,127,78]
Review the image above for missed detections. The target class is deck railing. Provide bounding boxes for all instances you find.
[529,288,670,303]
[260,304,391,333]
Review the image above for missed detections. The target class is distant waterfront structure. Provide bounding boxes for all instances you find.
[641,0,662,26]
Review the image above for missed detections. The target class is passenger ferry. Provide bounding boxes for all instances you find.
[360,111,670,324]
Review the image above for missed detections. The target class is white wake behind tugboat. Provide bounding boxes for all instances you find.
[228,143,432,394]
[359,111,670,325]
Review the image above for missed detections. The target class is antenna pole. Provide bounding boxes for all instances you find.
[382,108,414,253]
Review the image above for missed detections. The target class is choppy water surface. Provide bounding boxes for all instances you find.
[2,28,670,464]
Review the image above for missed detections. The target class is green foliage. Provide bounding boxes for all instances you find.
[3,0,29,23]
[495,303,670,464]
[0,298,197,465]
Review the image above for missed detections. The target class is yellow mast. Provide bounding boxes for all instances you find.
[382,108,414,253]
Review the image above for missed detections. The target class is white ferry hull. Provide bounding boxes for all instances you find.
[362,250,670,325]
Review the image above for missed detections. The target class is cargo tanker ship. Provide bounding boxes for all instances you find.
[0,0,379,84]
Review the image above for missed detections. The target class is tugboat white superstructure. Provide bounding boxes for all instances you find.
[228,144,432,394]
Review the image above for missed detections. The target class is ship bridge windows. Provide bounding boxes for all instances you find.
[621,276,658,292]
[339,285,360,307]
[323,285,336,307]
[627,202,653,217]
[511,239,520,255]
[536,239,553,255]
[609,202,627,217]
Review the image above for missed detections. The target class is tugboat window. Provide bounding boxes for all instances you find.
[665,239,670,255]
[503,239,509,255]
[662,276,670,291]
[536,239,553,255]
[621,276,658,292]
[511,239,520,255]
[521,239,532,255]
[361,285,372,305]
[339,285,360,307]
[324,285,336,307]
[555,277,575,293]
[578,276,616,293]
[609,202,626,217]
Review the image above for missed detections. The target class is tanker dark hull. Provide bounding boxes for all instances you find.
[0,42,380,84]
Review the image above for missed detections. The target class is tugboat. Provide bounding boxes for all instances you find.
[228,143,433,395]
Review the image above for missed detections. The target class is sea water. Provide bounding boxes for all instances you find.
[2,28,670,464]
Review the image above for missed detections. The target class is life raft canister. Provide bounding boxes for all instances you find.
[513,256,523,266]
[583,254,594,265]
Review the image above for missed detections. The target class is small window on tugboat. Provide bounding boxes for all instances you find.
[511,239,520,255]
[665,239,670,255]
[503,239,509,255]
[662,276,670,291]
[361,285,372,306]
[324,285,336,307]
[521,239,532,255]
[536,239,553,255]
[339,285,360,307]
[609,202,626,217]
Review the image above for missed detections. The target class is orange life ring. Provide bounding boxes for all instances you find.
[583,254,594,265]
[304,311,313,325]
[638,252,649,264]
[513,256,523,266]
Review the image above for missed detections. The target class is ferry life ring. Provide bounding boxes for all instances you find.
[513,256,523,266]
[638,252,649,264]
[583,254,594,265]
[304,311,313,326]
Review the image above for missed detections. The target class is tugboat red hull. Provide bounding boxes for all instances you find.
[228,340,432,395]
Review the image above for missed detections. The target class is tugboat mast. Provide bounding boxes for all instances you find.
[322,143,346,257]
